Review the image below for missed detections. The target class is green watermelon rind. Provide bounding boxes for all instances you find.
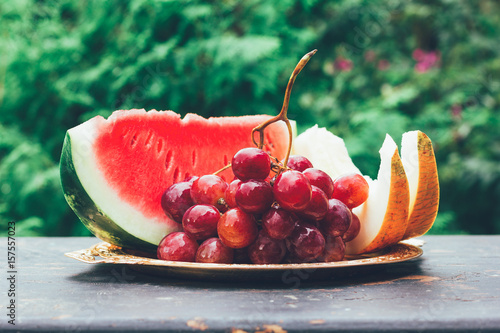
[60,133,158,252]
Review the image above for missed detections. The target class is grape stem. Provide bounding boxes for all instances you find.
[252,49,317,169]
[213,163,232,175]
[213,49,317,177]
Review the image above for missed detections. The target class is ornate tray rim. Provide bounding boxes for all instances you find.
[65,239,424,273]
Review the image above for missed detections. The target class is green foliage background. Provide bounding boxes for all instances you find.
[1,0,499,236]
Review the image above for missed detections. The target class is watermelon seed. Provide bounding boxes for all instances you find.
[173,167,180,182]
[130,134,138,148]
[157,139,164,154]
[145,131,154,148]
[165,150,173,170]
[223,154,229,166]
[192,150,197,167]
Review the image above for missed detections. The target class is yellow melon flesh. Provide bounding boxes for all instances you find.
[345,134,410,255]
[400,131,440,240]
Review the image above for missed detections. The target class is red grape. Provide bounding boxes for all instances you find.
[182,204,220,240]
[247,231,286,264]
[191,174,228,211]
[302,168,334,198]
[224,179,241,208]
[332,173,369,209]
[261,206,297,240]
[232,147,271,181]
[161,181,194,223]
[183,176,199,183]
[195,238,234,264]
[287,223,325,262]
[318,236,345,262]
[321,199,352,238]
[299,186,329,222]
[217,208,258,249]
[235,179,274,214]
[233,248,251,264]
[157,232,198,262]
[286,155,313,172]
[343,212,361,242]
[273,170,312,212]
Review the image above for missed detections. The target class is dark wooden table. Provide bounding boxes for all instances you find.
[2,236,500,332]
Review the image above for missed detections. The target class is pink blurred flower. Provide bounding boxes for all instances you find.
[425,51,440,64]
[415,61,432,73]
[412,48,425,61]
[377,59,390,71]
[413,49,441,73]
[334,57,353,72]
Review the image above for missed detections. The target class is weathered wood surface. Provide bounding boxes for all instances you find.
[2,236,500,332]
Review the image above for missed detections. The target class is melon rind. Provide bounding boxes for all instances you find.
[401,130,440,239]
[346,134,410,254]
[60,112,182,252]
[60,133,163,252]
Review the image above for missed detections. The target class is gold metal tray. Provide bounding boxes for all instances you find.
[65,239,423,282]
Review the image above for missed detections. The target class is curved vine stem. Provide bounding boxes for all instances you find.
[252,49,317,169]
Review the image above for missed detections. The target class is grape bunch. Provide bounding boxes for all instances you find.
[157,147,369,264]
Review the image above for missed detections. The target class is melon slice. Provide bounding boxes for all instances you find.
[292,125,361,179]
[345,134,410,254]
[400,130,440,239]
[294,126,440,254]
[294,127,411,254]
[60,109,291,251]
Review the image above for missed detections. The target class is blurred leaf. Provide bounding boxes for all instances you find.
[1,0,499,236]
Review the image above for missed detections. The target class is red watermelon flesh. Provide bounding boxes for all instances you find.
[95,110,289,220]
[60,109,290,250]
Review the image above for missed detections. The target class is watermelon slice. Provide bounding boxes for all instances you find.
[60,109,291,251]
